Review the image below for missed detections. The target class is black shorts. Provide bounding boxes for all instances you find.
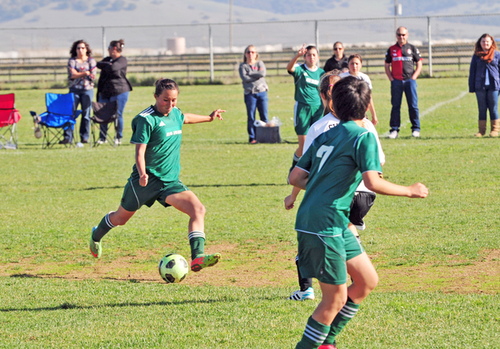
[349,191,376,231]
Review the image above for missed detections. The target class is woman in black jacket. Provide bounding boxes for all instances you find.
[96,39,133,145]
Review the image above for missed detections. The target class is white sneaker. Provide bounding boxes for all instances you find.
[288,287,315,301]
[114,138,122,146]
[388,130,398,139]
[412,130,420,138]
[97,139,106,145]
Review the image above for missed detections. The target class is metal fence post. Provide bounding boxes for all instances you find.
[209,25,214,83]
[315,20,319,53]
[102,26,106,59]
[427,16,432,77]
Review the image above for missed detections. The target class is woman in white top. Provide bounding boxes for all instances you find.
[340,54,378,126]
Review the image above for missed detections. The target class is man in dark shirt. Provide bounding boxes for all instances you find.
[323,42,349,72]
[385,27,423,138]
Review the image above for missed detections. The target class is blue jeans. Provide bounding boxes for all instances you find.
[244,91,269,141]
[475,87,499,121]
[64,89,93,142]
[98,91,129,140]
[390,79,420,132]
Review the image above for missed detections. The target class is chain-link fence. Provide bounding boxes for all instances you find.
[0,13,499,85]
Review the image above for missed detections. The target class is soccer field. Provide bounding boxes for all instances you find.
[1,77,499,348]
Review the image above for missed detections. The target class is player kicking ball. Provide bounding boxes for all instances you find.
[89,78,224,273]
[289,76,428,349]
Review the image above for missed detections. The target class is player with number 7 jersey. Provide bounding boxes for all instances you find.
[294,120,381,239]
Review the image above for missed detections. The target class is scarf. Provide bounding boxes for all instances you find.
[478,47,495,63]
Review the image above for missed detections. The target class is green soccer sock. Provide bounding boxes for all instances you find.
[296,316,330,349]
[92,213,116,242]
[322,297,360,345]
[188,231,205,260]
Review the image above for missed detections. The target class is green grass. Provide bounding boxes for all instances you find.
[1,77,499,348]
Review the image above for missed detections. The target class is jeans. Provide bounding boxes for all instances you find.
[244,91,269,141]
[390,79,420,132]
[475,87,499,121]
[64,88,93,142]
[98,91,129,140]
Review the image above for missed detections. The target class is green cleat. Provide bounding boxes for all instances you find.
[190,253,221,272]
[89,226,102,258]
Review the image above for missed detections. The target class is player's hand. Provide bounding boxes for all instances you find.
[209,109,225,121]
[408,182,428,198]
[297,44,307,56]
[139,174,149,187]
[284,195,296,210]
[371,115,378,126]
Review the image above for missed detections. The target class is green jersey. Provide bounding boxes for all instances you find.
[289,64,324,107]
[130,105,185,182]
[295,120,382,236]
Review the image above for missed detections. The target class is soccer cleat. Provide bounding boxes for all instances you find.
[388,130,398,139]
[190,253,221,272]
[412,130,420,138]
[318,344,338,349]
[89,227,102,258]
[288,287,315,301]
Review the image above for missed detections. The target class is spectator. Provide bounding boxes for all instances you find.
[385,26,423,139]
[63,39,96,145]
[239,45,269,144]
[468,33,500,137]
[323,41,349,73]
[96,39,133,145]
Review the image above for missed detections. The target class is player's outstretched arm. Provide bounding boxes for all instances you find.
[184,109,225,124]
[362,171,428,198]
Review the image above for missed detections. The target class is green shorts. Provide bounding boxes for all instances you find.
[344,227,365,261]
[120,175,189,212]
[294,102,324,136]
[297,230,348,285]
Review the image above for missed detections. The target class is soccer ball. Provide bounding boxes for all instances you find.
[158,253,188,283]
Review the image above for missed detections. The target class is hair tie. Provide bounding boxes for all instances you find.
[329,84,334,87]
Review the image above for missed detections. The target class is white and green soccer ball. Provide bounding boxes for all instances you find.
[158,253,188,283]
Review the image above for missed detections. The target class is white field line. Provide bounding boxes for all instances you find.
[381,90,469,137]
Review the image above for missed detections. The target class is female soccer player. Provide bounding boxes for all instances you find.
[285,71,386,306]
[89,78,225,273]
[340,54,378,126]
[286,44,325,171]
[289,77,428,349]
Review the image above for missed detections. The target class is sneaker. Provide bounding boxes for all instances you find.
[190,253,221,272]
[318,344,338,349]
[388,130,398,139]
[288,287,315,301]
[97,139,107,145]
[89,227,102,258]
[115,138,122,146]
[412,130,420,138]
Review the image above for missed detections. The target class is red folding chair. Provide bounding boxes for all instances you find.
[0,93,22,149]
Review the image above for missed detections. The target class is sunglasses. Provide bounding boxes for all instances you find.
[397,33,407,37]
[77,47,86,50]
[334,47,343,50]
[246,51,256,54]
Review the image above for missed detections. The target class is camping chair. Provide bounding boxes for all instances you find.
[0,93,22,150]
[30,93,81,149]
[90,101,118,147]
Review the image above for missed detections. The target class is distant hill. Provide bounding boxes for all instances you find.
[0,0,497,57]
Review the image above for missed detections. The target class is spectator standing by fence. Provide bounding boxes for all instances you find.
[239,45,269,144]
[385,27,423,139]
[468,33,500,137]
[323,42,349,73]
[64,40,96,145]
[96,39,133,145]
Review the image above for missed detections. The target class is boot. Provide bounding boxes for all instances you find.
[490,119,500,137]
[475,120,487,137]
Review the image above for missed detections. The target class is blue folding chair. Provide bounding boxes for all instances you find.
[30,93,81,148]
